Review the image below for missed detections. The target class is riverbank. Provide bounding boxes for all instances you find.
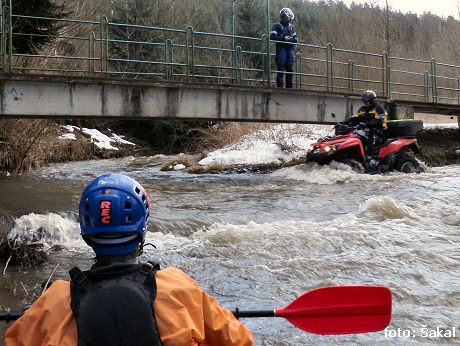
[161,124,459,173]
[0,120,144,176]
[1,120,457,177]
[415,128,459,166]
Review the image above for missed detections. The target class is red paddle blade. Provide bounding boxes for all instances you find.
[275,286,391,335]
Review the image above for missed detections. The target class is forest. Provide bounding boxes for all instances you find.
[57,0,460,63]
[1,0,460,173]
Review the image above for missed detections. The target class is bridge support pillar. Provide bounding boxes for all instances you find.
[387,103,415,120]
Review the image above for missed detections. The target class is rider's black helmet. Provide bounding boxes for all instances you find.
[360,90,377,105]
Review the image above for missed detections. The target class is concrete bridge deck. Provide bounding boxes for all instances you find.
[0,74,459,125]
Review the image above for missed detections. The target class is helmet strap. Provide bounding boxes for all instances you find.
[137,241,156,257]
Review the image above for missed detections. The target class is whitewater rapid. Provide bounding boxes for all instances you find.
[2,158,458,344]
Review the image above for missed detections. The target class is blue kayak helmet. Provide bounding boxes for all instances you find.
[79,173,150,255]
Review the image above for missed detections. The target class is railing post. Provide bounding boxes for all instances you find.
[1,5,12,73]
[457,76,460,104]
[382,51,388,98]
[326,43,333,92]
[386,64,392,100]
[7,1,12,73]
[385,63,391,99]
[431,58,437,105]
[235,45,242,84]
[295,52,302,89]
[185,26,194,80]
[0,5,5,72]
[164,39,173,80]
[88,32,96,76]
[265,34,271,87]
[348,60,354,93]
[100,16,109,77]
[424,71,429,102]
[261,34,266,85]
[231,0,235,83]
[266,0,271,87]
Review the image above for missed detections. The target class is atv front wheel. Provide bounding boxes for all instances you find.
[339,159,365,173]
[394,153,423,173]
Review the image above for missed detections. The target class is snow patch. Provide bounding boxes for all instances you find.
[59,125,135,151]
[199,124,333,166]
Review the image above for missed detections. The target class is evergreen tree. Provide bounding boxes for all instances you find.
[2,0,67,54]
[235,0,265,70]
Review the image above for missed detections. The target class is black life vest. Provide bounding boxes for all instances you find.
[69,261,163,346]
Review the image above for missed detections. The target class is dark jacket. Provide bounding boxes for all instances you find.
[344,103,387,130]
[270,22,298,54]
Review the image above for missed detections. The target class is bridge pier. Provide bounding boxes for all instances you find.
[386,103,415,120]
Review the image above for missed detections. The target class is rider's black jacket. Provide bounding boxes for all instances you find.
[343,103,387,130]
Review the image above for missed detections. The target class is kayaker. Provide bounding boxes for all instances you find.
[270,8,298,88]
[5,173,253,346]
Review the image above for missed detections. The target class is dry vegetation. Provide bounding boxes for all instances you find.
[0,119,136,175]
[0,217,47,271]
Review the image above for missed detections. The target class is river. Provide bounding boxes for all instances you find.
[0,155,459,345]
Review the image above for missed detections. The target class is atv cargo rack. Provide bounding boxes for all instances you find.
[385,120,423,138]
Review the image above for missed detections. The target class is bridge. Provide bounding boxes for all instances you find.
[0,8,460,125]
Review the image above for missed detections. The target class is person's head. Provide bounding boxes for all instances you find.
[79,173,150,256]
[360,90,377,106]
[280,8,294,24]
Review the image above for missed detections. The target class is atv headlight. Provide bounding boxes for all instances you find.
[324,142,344,153]
[308,144,317,153]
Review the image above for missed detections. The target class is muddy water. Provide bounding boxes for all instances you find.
[0,156,459,345]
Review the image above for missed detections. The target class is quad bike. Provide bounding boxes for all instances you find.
[306,119,424,174]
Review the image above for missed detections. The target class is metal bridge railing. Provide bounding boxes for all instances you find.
[1,8,460,106]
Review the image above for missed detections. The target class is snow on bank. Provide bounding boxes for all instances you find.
[424,123,459,130]
[199,124,333,166]
[198,122,458,167]
[59,125,135,151]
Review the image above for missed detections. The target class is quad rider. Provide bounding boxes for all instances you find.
[5,173,253,346]
[339,90,388,156]
[270,8,298,88]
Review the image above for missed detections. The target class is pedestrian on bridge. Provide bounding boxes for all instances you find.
[270,8,298,88]
[5,173,253,346]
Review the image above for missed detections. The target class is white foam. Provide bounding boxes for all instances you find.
[358,196,418,221]
[8,213,84,247]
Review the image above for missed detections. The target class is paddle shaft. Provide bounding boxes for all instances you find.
[232,309,275,318]
[0,311,22,322]
[0,309,278,321]
[2,309,277,321]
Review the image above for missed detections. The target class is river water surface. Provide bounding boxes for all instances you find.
[0,156,459,345]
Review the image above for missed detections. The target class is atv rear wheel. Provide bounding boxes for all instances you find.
[394,153,423,173]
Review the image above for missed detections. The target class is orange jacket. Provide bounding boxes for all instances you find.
[5,267,253,346]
